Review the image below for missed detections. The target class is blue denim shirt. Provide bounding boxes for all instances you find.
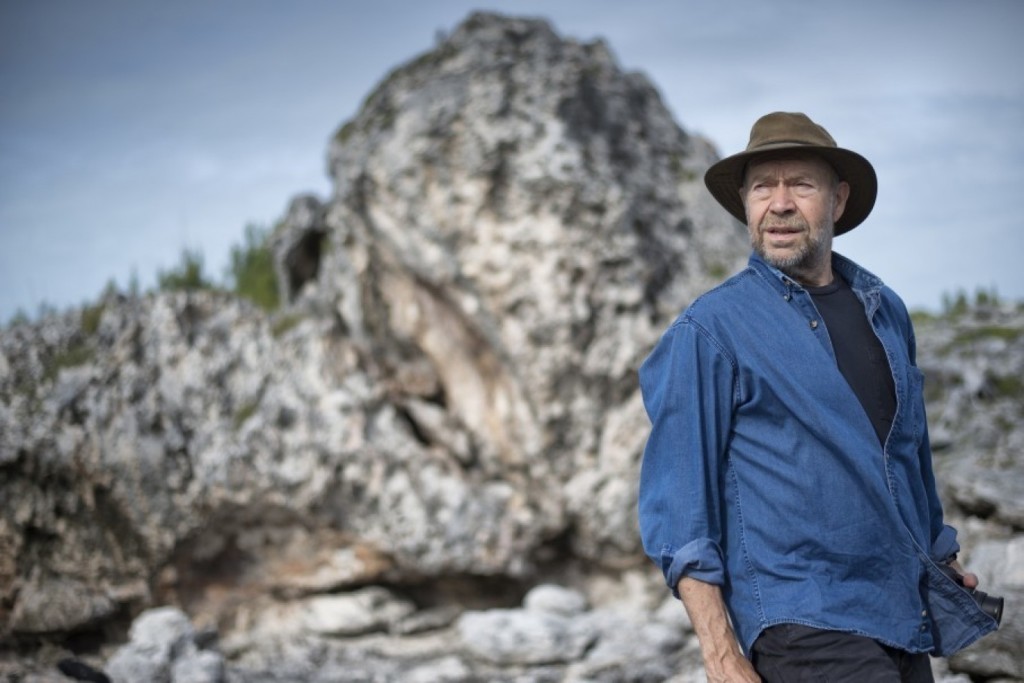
[638,252,997,656]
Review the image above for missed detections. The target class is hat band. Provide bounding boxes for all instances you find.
[750,139,835,151]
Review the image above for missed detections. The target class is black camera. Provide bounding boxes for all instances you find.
[938,564,1003,626]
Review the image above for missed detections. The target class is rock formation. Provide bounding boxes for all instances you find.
[0,12,1020,682]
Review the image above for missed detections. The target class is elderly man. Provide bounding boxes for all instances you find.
[638,112,998,682]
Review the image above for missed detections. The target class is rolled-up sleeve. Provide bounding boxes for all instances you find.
[637,316,737,597]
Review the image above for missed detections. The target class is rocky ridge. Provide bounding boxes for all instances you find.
[1,12,1021,682]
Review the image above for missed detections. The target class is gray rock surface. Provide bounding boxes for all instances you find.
[457,608,598,665]
[0,11,1021,683]
[915,304,1024,680]
[106,607,224,683]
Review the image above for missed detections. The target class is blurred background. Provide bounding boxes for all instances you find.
[2,0,1022,324]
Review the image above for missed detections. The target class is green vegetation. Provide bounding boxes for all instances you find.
[952,325,1022,346]
[706,262,728,280]
[988,372,1024,399]
[157,248,215,292]
[271,313,304,338]
[81,302,105,336]
[2,219,284,330]
[940,287,1001,317]
[670,153,698,182]
[150,227,281,312]
[333,121,358,146]
[909,309,936,326]
[940,291,969,317]
[233,398,260,430]
[6,309,31,327]
[913,287,1016,334]
[228,224,279,312]
[42,342,94,383]
[152,225,280,311]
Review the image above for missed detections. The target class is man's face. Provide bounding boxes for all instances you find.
[742,155,850,276]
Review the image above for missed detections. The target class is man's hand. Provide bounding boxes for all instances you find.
[679,577,761,683]
[703,652,762,683]
[948,558,979,589]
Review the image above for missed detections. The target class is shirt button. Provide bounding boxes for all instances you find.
[921,610,928,617]
[920,625,927,631]
[809,320,819,329]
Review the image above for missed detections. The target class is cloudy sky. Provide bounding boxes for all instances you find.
[2,0,1022,322]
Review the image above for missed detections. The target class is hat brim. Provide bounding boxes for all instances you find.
[703,143,877,236]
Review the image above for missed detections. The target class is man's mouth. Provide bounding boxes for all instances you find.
[764,226,803,236]
[762,220,804,232]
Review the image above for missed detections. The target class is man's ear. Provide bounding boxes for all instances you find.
[833,181,851,222]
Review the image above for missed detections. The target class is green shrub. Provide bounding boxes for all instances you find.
[81,302,105,336]
[43,342,94,383]
[940,290,969,317]
[989,373,1024,399]
[271,313,303,338]
[952,326,1022,345]
[228,224,279,311]
[157,248,214,292]
[333,121,357,146]
[939,287,1002,318]
[5,309,30,327]
[910,310,936,326]
[706,262,728,280]
[974,287,1000,308]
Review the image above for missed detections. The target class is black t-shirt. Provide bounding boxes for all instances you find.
[807,275,896,447]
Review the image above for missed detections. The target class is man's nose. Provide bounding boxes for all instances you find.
[769,185,796,213]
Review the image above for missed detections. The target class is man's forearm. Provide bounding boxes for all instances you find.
[678,577,760,682]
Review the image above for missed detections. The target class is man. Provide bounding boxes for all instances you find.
[638,112,997,682]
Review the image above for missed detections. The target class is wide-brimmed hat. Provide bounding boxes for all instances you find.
[703,112,877,235]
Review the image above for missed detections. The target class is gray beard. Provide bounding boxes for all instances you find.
[752,220,833,276]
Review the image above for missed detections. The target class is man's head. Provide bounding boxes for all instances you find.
[742,153,849,276]
[704,112,877,237]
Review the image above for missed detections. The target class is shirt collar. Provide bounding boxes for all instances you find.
[747,251,884,296]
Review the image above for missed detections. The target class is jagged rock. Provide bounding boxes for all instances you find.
[171,650,224,683]
[911,303,1024,680]
[300,586,417,636]
[404,656,473,683]
[567,612,692,682]
[270,194,326,306]
[8,576,117,634]
[321,15,745,529]
[457,608,598,665]
[389,604,462,636]
[0,10,1022,683]
[523,583,589,616]
[106,607,224,683]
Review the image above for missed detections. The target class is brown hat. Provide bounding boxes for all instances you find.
[703,112,877,235]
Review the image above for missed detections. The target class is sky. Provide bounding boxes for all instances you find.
[1,0,1022,323]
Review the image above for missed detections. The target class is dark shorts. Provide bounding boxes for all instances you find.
[751,624,934,683]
